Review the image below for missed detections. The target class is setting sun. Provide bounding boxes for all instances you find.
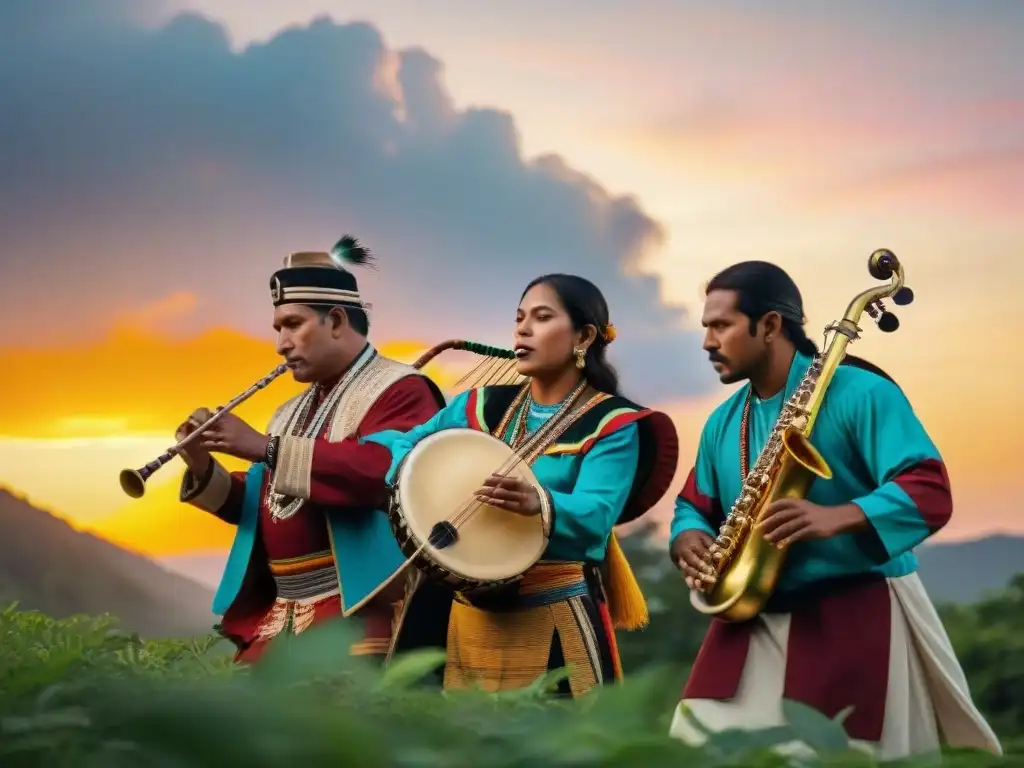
[0,325,497,552]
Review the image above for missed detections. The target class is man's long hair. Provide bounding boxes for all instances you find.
[706,261,897,385]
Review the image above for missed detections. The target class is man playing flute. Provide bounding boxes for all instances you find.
[175,236,445,664]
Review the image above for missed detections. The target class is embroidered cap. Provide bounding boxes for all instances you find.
[270,235,374,309]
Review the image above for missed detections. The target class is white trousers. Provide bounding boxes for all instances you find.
[668,573,1003,761]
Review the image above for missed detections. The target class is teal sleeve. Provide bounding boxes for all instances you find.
[669,421,720,548]
[846,378,950,560]
[360,390,472,485]
[546,422,639,561]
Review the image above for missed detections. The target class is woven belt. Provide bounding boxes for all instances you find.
[269,551,339,602]
[457,561,590,611]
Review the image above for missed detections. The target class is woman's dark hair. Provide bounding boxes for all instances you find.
[521,273,621,396]
[705,261,818,356]
[706,260,898,386]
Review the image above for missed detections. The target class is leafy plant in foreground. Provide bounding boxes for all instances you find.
[0,605,1016,767]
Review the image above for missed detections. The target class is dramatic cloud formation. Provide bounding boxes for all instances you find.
[0,0,717,402]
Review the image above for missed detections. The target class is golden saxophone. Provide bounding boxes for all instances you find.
[690,249,914,622]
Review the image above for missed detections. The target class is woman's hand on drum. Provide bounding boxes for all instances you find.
[476,475,542,516]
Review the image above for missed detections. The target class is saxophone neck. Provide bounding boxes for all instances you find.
[798,333,852,434]
[795,250,907,435]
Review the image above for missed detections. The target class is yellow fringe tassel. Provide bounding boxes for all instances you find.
[604,532,649,631]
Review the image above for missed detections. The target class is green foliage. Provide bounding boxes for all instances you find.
[933,574,1024,737]
[0,591,1019,767]
[0,538,1020,766]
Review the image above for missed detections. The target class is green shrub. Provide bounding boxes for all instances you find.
[0,603,1017,766]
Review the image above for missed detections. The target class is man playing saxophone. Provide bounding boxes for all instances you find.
[667,261,1001,760]
[175,236,445,664]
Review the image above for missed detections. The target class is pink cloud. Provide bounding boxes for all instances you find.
[113,291,200,334]
[797,145,1024,219]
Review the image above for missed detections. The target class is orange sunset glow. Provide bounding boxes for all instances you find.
[0,317,472,554]
[0,310,1017,558]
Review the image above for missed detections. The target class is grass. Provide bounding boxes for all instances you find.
[0,604,1018,767]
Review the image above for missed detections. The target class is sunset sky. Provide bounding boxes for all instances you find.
[1,1,1021,584]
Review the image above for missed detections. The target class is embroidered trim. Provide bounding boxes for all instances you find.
[567,595,604,685]
[328,357,423,441]
[274,436,315,499]
[385,570,423,664]
[269,550,335,574]
[255,597,322,641]
[258,347,428,612]
[265,345,379,521]
[181,461,233,513]
[271,565,340,601]
[467,388,487,431]
[268,551,338,601]
[543,405,642,456]
[350,638,391,656]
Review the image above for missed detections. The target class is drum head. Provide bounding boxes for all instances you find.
[396,428,547,582]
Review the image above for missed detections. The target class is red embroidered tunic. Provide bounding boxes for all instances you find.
[183,373,442,661]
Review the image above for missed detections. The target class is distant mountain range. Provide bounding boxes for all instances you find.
[0,489,215,638]
[915,534,1024,604]
[0,488,1020,642]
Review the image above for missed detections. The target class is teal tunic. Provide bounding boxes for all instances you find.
[670,350,952,594]
[364,389,641,562]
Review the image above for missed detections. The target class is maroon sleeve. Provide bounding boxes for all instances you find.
[305,375,443,507]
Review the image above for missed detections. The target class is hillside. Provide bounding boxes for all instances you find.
[0,489,215,638]
[916,534,1024,604]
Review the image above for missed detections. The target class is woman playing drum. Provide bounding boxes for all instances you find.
[364,274,679,697]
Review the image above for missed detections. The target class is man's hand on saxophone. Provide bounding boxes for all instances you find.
[671,529,715,589]
[757,499,869,548]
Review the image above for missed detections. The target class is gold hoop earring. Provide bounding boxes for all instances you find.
[574,346,586,369]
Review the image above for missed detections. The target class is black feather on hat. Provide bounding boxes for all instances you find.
[329,235,375,270]
[270,234,375,309]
